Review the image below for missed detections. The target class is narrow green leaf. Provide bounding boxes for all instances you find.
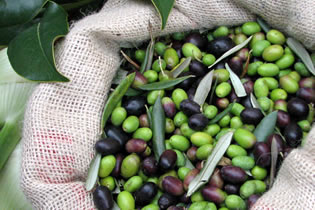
[225,63,247,97]
[171,57,192,78]
[254,111,278,142]
[101,72,135,130]
[209,103,235,125]
[125,88,143,97]
[194,70,214,106]
[138,75,193,91]
[187,131,234,196]
[85,153,101,191]
[286,37,315,75]
[112,69,128,85]
[257,16,271,33]
[145,105,153,128]
[208,78,218,104]
[151,0,175,30]
[269,137,278,187]
[208,36,253,69]
[140,40,155,74]
[7,1,70,82]
[184,154,195,170]
[152,95,166,160]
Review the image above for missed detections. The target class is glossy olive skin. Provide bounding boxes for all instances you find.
[240,108,264,125]
[284,122,303,147]
[162,176,184,196]
[253,142,271,168]
[142,156,158,176]
[189,60,207,77]
[201,186,226,204]
[277,110,291,128]
[125,138,147,154]
[287,98,309,119]
[95,138,122,155]
[111,153,124,177]
[159,150,177,171]
[297,88,315,103]
[188,113,209,130]
[158,193,178,209]
[180,99,201,116]
[123,96,146,116]
[224,184,239,195]
[220,166,248,184]
[176,72,196,90]
[104,125,129,146]
[93,186,114,210]
[135,182,158,206]
[241,95,253,108]
[207,37,236,57]
[185,32,207,50]
[228,56,243,76]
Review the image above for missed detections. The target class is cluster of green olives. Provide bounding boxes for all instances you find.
[92,21,314,210]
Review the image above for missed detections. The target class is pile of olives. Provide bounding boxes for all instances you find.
[93,21,314,210]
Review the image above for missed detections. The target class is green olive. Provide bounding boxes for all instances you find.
[173,149,186,167]
[203,124,221,137]
[178,167,191,180]
[276,54,295,69]
[191,191,205,202]
[172,88,188,109]
[232,156,255,170]
[180,122,196,138]
[117,191,135,210]
[241,21,261,35]
[263,77,279,90]
[270,88,288,101]
[251,165,267,180]
[213,26,229,38]
[278,69,292,77]
[216,82,232,98]
[219,114,231,127]
[152,59,166,72]
[279,75,299,94]
[111,107,127,126]
[182,43,202,60]
[230,116,243,129]
[165,118,175,133]
[170,135,190,151]
[231,103,245,117]
[257,97,271,112]
[252,40,271,57]
[122,115,139,133]
[164,48,179,69]
[247,61,263,76]
[250,32,266,48]
[133,127,153,142]
[239,180,256,199]
[135,49,145,63]
[214,69,230,82]
[99,155,116,178]
[262,45,284,62]
[142,204,159,210]
[100,176,116,191]
[144,70,158,83]
[226,144,248,158]
[154,42,166,56]
[298,120,311,132]
[257,63,280,77]
[191,132,213,147]
[204,105,218,119]
[233,128,256,149]
[121,153,141,178]
[233,33,248,45]
[266,29,286,45]
[172,32,185,40]
[288,71,301,82]
[294,62,311,77]
[202,54,216,66]
[124,176,143,193]
[225,195,246,210]
[196,144,213,160]
[254,78,269,98]
[147,90,165,105]
[174,111,188,127]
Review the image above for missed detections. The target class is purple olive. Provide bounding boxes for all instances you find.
[284,122,303,147]
[216,98,230,109]
[188,113,209,130]
[229,90,240,103]
[162,176,184,196]
[189,60,207,77]
[132,71,148,89]
[236,48,249,61]
[125,139,147,154]
[220,166,248,184]
[274,99,287,112]
[122,95,146,116]
[135,182,158,206]
[184,168,199,190]
[139,114,149,127]
[196,161,204,171]
[228,56,243,76]
[201,186,226,204]
[287,98,309,119]
[297,88,315,103]
[167,206,185,210]
[93,186,113,210]
[207,37,235,57]
[159,150,177,171]
[158,193,178,209]
[224,184,239,194]
[248,194,261,209]
[186,146,198,162]
[185,32,207,50]
[253,142,271,168]
[180,99,201,116]
[277,110,291,128]
[266,134,285,153]
[240,108,264,125]
[111,153,124,177]
[208,168,224,189]
[142,156,158,176]
[95,138,122,155]
[243,79,254,94]
[162,97,176,118]
[179,193,191,204]
[299,77,315,88]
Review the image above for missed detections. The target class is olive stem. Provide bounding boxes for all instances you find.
[120,50,140,69]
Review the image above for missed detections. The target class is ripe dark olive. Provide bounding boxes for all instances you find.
[297,88,315,103]
[186,146,198,162]
[287,98,309,119]
[125,139,147,154]
[277,110,291,128]
[176,72,196,90]
[185,32,207,50]
[135,182,158,206]
[180,193,190,204]
[162,176,184,196]
[142,156,158,176]
[213,61,226,70]
[196,161,204,171]
[220,166,248,184]
[189,60,207,77]
[253,142,271,168]
[229,90,240,103]
[104,125,129,146]
[111,153,124,177]
[180,99,201,116]
[224,184,239,194]
[187,87,197,100]
[159,150,177,171]
[241,95,253,108]
[284,122,303,148]
[167,206,185,210]
[201,186,226,204]
[216,98,230,109]
[95,138,122,155]
[188,113,209,131]
[248,194,261,209]
[139,114,149,127]
[122,96,146,116]
[243,79,254,94]
[266,134,285,153]
[207,37,235,57]
[93,186,114,210]
[228,56,243,76]
[158,193,178,209]
[240,108,264,125]
[208,168,224,189]
[184,168,199,190]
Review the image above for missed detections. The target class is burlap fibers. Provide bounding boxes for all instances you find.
[21,0,315,209]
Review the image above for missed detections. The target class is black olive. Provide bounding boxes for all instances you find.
[176,72,196,90]
[93,186,113,210]
[158,193,178,209]
[253,142,271,168]
[189,60,207,77]
[240,95,253,108]
[95,138,122,155]
[122,96,146,116]
[207,37,235,57]
[287,97,309,119]
[277,110,291,128]
[111,153,124,177]
[297,87,315,103]
[159,150,177,171]
[228,56,243,76]
[240,108,264,125]
[284,122,303,148]
[188,113,208,130]
[142,156,158,176]
[180,99,201,116]
[220,166,248,184]
[104,125,129,146]
[224,184,239,194]
[185,32,207,50]
[135,182,158,206]
[187,87,197,100]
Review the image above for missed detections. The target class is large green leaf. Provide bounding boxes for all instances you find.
[7,1,70,82]
[151,0,175,30]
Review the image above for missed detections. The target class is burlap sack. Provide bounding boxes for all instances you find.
[21,0,315,209]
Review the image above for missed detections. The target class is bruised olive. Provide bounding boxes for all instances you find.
[189,60,207,77]
[123,96,146,116]
[95,138,122,155]
[207,37,236,57]
[220,166,248,184]
[253,142,271,168]
[224,184,239,195]
[132,71,148,89]
[104,125,129,146]
[125,139,147,154]
[240,108,264,125]
[158,193,178,209]
[111,153,124,177]
[208,168,224,189]
[185,32,207,50]
[162,176,184,196]
[139,114,149,127]
[228,56,243,76]
[159,150,177,171]
[284,122,303,147]
[186,146,198,162]
[241,95,253,108]
[201,186,226,204]
[184,168,200,190]
[162,97,176,118]
[180,99,201,116]
[93,186,114,210]
[176,72,196,90]
[188,113,209,131]
[135,182,158,206]
[243,80,254,94]
[277,110,291,128]
[266,134,285,153]
[287,98,309,119]
[297,88,315,103]
[248,194,261,209]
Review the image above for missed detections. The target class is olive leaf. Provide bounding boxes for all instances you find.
[208,102,235,125]
[208,36,253,69]
[286,37,315,76]
[139,75,194,91]
[184,154,195,169]
[140,38,155,73]
[225,63,247,97]
[152,95,166,160]
[171,57,192,78]
[254,111,278,142]
[112,69,129,85]
[194,70,214,106]
[257,16,271,33]
[250,93,266,116]
[85,153,101,191]
[7,1,70,82]
[187,131,234,196]
[151,0,175,30]
[269,137,278,187]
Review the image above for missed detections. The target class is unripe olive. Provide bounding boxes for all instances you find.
[121,153,141,178]
[164,48,179,69]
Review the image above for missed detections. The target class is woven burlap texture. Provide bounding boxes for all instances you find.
[21,0,315,209]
